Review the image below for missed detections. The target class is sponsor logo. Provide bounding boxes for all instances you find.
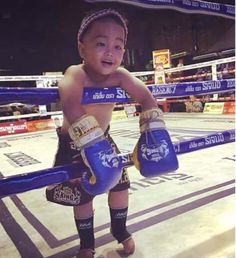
[151,85,176,96]
[93,91,105,100]
[141,140,169,162]
[226,79,235,88]
[53,185,81,205]
[199,2,220,11]
[226,5,235,15]
[205,133,225,145]
[116,88,130,99]
[202,81,221,91]
[229,131,235,141]
[79,222,92,230]
[182,0,199,7]
[121,153,132,165]
[5,152,40,167]
[130,172,203,193]
[99,148,120,168]
[115,211,128,219]
[0,122,28,135]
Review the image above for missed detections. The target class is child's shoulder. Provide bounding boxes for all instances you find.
[116,66,129,75]
[59,64,86,90]
[113,67,131,80]
[65,64,85,78]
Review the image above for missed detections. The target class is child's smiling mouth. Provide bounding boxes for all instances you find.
[101,60,113,66]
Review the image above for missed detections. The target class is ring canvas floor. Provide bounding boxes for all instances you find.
[0,113,235,258]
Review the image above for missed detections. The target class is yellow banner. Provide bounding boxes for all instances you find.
[152,49,171,69]
[203,102,224,114]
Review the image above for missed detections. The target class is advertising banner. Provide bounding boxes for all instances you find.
[152,49,171,69]
[223,101,235,114]
[27,119,55,132]
[203,102,224,114]
[0,120,28,136]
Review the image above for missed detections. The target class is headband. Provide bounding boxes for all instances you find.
[77,9,128,45]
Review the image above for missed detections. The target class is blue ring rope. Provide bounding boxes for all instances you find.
[84,0,235,20]
[0,129,234,198]
[0,79,234,105]
[0,79,234,197]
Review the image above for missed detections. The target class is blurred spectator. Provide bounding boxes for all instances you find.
[31,105,39,113]
[0,106,13,117]
[145,60,153,71]
[11,106,21,116]
[217,62,235,79]
[196,68,205,81]
[192,99,203,112]
[185,100,193,112]
[204,67,212,80]
[185,95,203,112]
[177,58,184,67]
[230,93,235,100]
[195,67,211,81]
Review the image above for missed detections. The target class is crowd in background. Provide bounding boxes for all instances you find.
[0,60,235,118]
[0,104,39,118]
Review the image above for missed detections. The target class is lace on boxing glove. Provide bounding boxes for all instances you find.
[139,108,166,132]
[133,108,179,177]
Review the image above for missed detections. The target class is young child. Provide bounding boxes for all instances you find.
[46,8,177,258]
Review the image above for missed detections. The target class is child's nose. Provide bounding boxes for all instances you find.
[105,47,113,57]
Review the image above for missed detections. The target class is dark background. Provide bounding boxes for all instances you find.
[0,0,235,75]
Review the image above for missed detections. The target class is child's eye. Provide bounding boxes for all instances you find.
[96,42,105,47]
[115,45,122,51]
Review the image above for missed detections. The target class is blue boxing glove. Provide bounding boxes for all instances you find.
[69,115,122,195]
[133,108,178,177]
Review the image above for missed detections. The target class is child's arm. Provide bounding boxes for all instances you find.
[58,66,123,195]
[118,67,157,110]
[58,65,86,124]
[118,67,178,176]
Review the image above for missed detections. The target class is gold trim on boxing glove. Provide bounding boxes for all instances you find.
[69,115,104,147]
[132,143,140,170]
[71,115,99,137]
[89,175,97,185]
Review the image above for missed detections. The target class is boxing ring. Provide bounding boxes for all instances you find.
[0,0,235,256]
[0,75,235,198]
[0,58,235,258]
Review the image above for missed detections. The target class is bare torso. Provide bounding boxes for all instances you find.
[60,64,118,133]
[61,103,115,133]
[60,63,157,134]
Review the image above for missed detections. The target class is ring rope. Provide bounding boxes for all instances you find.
[167,69,235,83]
[83,0,235,20]
[0,111,62,121]
[0,129,234,198]
[0,79,234,105]
[0,57,234,82]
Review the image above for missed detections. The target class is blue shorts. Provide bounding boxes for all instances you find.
[46,127,130,206]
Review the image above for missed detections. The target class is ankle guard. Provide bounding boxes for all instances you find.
[110,207,131,243]
[75,216,95,250]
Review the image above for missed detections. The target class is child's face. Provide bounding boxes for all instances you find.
[79,20,125,76]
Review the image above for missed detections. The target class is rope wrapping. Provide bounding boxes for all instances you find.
[0,79,234,105]
[0,88,59,105]
[84,0,235,20]
[0,129,234,198]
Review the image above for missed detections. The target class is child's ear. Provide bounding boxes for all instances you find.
[78,41,84,58]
